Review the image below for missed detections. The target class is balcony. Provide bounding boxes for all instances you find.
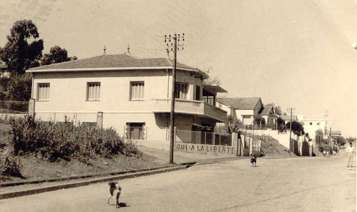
[151,99,227,122]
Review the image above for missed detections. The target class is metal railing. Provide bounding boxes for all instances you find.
[175,129,232,146]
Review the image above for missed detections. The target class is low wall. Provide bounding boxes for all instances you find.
[175,143,236,155]
[250,129,297,149]
[125,139,170,150]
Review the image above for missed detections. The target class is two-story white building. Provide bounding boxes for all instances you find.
[27,54,227,148]
[216,97,263,127]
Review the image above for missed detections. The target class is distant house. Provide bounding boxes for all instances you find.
[26,54,227,148]
[259,103,280,128]
[216,97,263,127]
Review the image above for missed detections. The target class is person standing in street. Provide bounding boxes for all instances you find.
[346,142,355,168]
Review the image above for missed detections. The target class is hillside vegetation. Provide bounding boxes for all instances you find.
[0,117,159,181]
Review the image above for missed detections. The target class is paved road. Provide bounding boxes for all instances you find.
[0,155,355,212]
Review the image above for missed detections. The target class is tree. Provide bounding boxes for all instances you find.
[277,117,286,132]
[335,136,346,146]
[225,115,243,133]
[41,46,76,65]
[286,121,304,136]
[0,20,44,74]
[346,137,356,144]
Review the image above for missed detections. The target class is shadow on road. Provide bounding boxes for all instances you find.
[108,202,129,208]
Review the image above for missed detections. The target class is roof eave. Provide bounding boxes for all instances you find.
[26,66,201,74]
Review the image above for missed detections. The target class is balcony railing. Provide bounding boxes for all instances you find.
[151,99,227,122]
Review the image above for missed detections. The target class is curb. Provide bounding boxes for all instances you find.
[0,164,188,200]
[0,165,174,188]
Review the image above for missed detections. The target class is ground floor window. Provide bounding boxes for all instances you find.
[126,122,145,140]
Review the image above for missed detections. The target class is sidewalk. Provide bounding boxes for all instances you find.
[0,148,241,200]
[0,164,188,200]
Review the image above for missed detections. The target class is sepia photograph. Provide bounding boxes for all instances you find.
[0,0,356,211]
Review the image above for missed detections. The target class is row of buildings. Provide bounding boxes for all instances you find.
[2,53,327,148]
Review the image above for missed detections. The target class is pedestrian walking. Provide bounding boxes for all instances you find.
[346,142,354,168]
[250,154,257,167]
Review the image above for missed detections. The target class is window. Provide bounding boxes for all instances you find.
[126,122,145,140]
[87,82,101,101]
[37,83,50,100]
[175,82,188,99]
[202,96,215,105]
[130,81,144,100]
[195,85,201,100]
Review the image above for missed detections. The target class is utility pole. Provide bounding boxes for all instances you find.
[164,33,185,164]
[288,107,295,153]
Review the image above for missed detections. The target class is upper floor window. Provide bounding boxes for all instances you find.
[87,82,101,101]
[37,83,50,101]
[130,81,144,100]
[175,82,188,99]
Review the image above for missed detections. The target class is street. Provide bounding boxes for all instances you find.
[0,155,355,212]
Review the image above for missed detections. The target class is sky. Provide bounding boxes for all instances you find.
[0,0,356,136]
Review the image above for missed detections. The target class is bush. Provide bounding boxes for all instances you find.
[9,116,141,162]
[0,73,32,101]
[0,156,23,178]
[335,136,346,146]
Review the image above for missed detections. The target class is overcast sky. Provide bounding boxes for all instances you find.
[0,0,356,136]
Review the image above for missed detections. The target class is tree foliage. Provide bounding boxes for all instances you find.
[0,73,32,101]
[225,115,243,133]
[277,117,286,132]
[286,121,304,136]
[335,136,346,146]
[41,46,76,65]
[0,20,43,74]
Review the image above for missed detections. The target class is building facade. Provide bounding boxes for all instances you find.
[27,54,227,148]
[301,118,327,140]
[216,97,263,127]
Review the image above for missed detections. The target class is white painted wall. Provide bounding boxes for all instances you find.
[235,109,254,125]
[216,102,232,117]
[302,119,327,140]
[31,69,212,148]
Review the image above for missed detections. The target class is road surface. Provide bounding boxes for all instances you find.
[0,154,355,212]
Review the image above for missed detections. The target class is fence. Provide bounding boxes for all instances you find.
[175,129,232,146]
[174,130,262,156]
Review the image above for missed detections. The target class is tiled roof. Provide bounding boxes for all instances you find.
[27,54,207,77]
[260,103,274,115]
[217,97,262,110]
